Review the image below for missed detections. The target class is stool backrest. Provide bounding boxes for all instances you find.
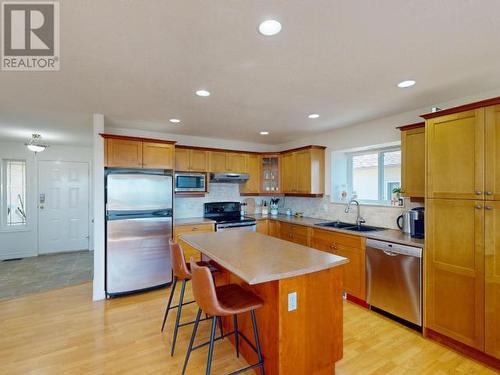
[190,258,220,316]
[170,240,191,280]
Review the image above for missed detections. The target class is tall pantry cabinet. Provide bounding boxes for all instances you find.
[424,102,500,359]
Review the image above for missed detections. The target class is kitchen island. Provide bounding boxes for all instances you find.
[180,230,348,375]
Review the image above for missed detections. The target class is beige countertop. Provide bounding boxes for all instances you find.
[180,231,349,285]
[248,214,425,248]
[174,217,216,226]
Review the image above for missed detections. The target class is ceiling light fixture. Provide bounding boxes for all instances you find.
[308,114,320,119]
[260,131,269,135]
[258,20,282,36]
[25,134,48,153]
[169,118,181,124]
[397,80,416,88]
[195,89,210,97]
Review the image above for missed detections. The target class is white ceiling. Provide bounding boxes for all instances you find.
[1,0,500,146]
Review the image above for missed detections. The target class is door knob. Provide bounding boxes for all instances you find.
[475,191,482,195]
[475,204,482,209]
[485,191,493,196]
[485,206,493,210]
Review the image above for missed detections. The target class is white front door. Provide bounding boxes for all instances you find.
[38,161,89,254]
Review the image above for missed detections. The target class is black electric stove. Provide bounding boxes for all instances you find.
[204,202,256,230]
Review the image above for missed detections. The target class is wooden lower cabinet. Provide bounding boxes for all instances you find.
[174,223,214,262]
[268,220,280,238]
[256,220,269,235]
[311,228,366,300]
[279,222,311,246]
[425,199,485,350]
[485,201,500,359]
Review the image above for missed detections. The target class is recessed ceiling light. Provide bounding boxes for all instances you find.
[258,20,282,36]
[195,89,210,97]
[397,80,416,88]
[260,131,269,135]
[308,114,320,119]
[169,118,181,124]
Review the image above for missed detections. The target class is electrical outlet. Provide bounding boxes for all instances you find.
[288,292,297,312]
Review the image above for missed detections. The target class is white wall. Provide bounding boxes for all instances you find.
[0,141,93,260]
[92,114,105,301]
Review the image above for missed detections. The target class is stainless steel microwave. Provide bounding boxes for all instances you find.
[174,172,206,192]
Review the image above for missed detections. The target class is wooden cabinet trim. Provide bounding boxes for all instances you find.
[100,133,176,145]
[421,96,500,120]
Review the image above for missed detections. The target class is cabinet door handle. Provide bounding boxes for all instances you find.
[475,191,482,195]
[192,227,199,231]
[475,204,483,209]
[485,206,493,210]
[485,191,493,196]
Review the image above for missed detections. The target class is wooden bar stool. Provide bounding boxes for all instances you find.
[161,240,222,356]
[182,259,265,375]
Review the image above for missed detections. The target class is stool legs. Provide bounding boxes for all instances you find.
[182,308,202,375]
[182,309,265,375]
[161,277,177,332]
[206,316,218,375]
[233,314,240,358]
[171,279,187,356]
[251,310,265,375]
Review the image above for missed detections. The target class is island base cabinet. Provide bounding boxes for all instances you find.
[219,267,344,375]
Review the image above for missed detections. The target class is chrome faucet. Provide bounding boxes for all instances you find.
[345,199,365,226]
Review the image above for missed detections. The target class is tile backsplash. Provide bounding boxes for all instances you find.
[174,184,423,230]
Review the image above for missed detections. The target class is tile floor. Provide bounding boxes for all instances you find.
[0,250,93,300]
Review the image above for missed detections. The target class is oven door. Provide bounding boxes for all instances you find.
[175,173,206,192]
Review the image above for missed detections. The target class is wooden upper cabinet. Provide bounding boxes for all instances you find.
[311,229,366,300]
[174,148,190,171]
[103,135,175,169]
[190,149,209,172]
[227,152,247,173]
[281,147,325,195]
[485,201,500,359]
[425,198,485,350]
[241,154,260,194]
[175,148,208,172]
[296,150,312,193]
[142,142,174,169]
[209,151,228,172]
[426,109,485,199]
[401,125,425,198]
[485,105,500,201]
[281,152,297,193]
[106,138,143,168]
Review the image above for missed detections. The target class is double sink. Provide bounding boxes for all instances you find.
[315,221,384,232]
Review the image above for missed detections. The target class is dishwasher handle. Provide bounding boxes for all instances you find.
[366,239,422,258]
[382,250,399,257]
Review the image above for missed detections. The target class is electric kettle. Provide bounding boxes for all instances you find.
[396,211,411,234]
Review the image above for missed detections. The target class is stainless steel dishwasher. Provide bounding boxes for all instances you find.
[366,239,422,326]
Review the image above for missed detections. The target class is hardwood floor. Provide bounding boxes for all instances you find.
[0,282,497,375]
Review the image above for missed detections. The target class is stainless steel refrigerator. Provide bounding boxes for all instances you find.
[105,169,173,296]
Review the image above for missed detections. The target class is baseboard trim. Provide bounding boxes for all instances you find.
[345,294,369,308]
[425,328,500,371]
